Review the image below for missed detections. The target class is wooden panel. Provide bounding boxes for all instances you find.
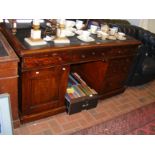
[0,74,19,128]
[21,65,70,117]
[106,56,134,76]
[102,74,128,93]
[0,61,17,78]
[71,60,108,93]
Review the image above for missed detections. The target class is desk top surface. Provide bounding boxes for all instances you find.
[0,24,141,57]
[15,28,137,50]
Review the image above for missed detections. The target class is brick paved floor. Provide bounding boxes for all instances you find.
[14,80,155,135]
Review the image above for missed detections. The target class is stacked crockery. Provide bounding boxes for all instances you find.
[64,20,76,37]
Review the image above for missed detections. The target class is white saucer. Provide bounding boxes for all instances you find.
[77,35,95,42]
[65,32,75,37]
[108,35,117,40]
[117,36,126,40]
[75,30,83,35]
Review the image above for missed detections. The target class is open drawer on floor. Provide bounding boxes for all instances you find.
[65,95,99,115]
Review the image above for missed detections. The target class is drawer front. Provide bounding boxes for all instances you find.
[108,47,137,58]
[66,96,98,115]
[71,48,106,63]
[60,52,73,64]
[23,53,62,69]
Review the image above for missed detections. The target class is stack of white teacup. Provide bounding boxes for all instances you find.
[94,24,126,40]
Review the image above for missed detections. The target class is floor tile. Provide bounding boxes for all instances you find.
[14,80,155,135]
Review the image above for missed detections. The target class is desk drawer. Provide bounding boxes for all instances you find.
[108,47,137,58]
[23,53,62,69]
[71,48,106,63]
[65,95,99,115]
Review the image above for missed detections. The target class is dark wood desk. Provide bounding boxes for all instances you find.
[0,32,19,127]
[0,24,141,123]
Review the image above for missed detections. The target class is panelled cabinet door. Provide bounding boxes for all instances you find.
[102,56,134,93]
[21,65,70,115]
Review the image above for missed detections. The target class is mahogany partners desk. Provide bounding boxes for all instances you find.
[0,24,141,123]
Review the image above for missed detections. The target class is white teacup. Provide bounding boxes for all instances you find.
[81,30,90,39]
[109,27,118,36]
[57,19,66,25]
[76,20,83,25]
[112,27,118,32]
[65,20,75,28]
[101,24,109,33]
[90,25,98,34]
[76,20,84,30]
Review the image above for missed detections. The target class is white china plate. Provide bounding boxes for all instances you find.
[65,32,75,37]
[75,30,83,35]
[77,35,95,42]
[43,36,55,41]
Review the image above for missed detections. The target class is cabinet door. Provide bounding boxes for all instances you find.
[102,56,134,93]
[21,65,69,115]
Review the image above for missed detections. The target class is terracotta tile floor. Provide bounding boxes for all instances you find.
[14,80,155,135]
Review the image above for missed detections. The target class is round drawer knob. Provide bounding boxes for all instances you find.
[62,67,66,71]
[81,54,86,58]
[118,51,121,54]
[59,57,62,61]
[92,52,95,55]
[52,53,58,56]
[82,104,87,107]
[36,71,39,74]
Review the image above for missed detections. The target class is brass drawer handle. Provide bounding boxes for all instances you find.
[82,104,87,107]
[62,67,66,71]
[92,52,96,55]
[52,53,58,56]
[58,57,62,61]
[36,71,39,74]
[126,59,129,62]
[123,67,127,71]
[81,54,86,58]
[82,103,89,107]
